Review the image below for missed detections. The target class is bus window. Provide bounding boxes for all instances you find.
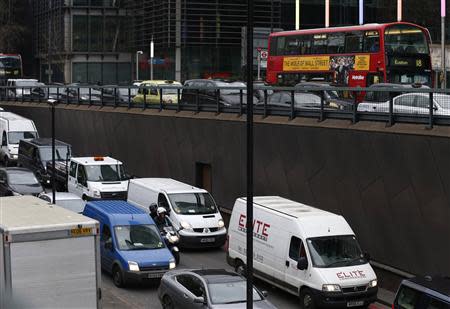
[384,25,429,54]
[285,36,300,55]
[345,32,363,53]
[363,31,380,52]
[328,33,345,54]
[300,36,312,55]
[312,34,327,54]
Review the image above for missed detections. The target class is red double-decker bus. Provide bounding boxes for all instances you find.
[0,54,23,85]
[266,22,432,88]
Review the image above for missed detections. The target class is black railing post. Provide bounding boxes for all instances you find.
[143,89,147,110]
[239,89,243,116]
[196,89,200,113]
[21,87,24,103]
[128,87,132,109]
[352,91,358,124]
[159,88,163,112]
[428,92,434,129]
[290,90,295,120]
[177,88,181,112]
[319,91,324,122]
[114,87,117,107]
[77,88,81,105]
[216,89,220,114]
[100,88,104,107]
[263,89,268,118]
[89,88,92,106]
[388,91,394,127]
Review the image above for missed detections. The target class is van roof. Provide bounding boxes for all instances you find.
[85,200,154,226]
[130,178,208,194]
[240,196,354,238]
[0,196,97,233]
[71,156,122,165]
[0,111,29,121]
[21,138,70,147]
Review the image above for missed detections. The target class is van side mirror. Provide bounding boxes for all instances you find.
[1,140,6,147]
[297,257,308,270]
[193,296,206,304]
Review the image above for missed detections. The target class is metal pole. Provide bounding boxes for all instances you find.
[257,51,261,81]
[442,16,446,88]
[151,38,154,80]
[295,0,300,30]
[246,0,254,307]
[51,102,55,204]
[136,53,139,81]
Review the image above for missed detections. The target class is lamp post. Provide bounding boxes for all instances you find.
[48,99,57,204]
[442,0,446,89]
[136,51,143,81]
[150,38,154,80]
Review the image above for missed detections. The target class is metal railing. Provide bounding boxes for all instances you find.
[1,84,450,128]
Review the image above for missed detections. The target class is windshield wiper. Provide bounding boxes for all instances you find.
[223,300,246,304]
[326,257,363,268]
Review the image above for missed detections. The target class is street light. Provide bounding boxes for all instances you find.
[136,51,143,81]
[48,98,57,204]
[150,37,154,80]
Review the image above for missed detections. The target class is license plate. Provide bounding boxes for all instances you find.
[71,227,92,237]
[147,273,164,279]
[200,237,215,243]
[347,301,364,307]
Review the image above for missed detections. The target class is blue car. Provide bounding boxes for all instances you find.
[83,200,176,287]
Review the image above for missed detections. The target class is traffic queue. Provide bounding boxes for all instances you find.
[2,110,446,309]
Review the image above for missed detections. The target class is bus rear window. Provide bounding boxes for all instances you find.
[385,25,429,54]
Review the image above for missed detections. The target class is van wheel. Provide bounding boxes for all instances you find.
[300,289,316,309]
[235,260,246,277]
[161,295,174,309]
[112,265,124,288]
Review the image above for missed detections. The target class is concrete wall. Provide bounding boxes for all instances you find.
[3,103,450,276]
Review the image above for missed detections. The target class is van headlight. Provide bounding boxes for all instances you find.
[369,279,377,288]
[128,261,140,272]
[218,219,225,229]
[180,221,192,230]
[322,284,341,292]
[169,259,176,269]
[93,190,101,198]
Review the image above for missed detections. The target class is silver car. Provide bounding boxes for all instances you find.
[158,269,277,309]
[39,192,86,213]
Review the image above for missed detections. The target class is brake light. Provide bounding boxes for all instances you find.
[94,156,104,161]
[392,304,395,309]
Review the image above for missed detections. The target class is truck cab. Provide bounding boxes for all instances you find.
[67,156,129,201]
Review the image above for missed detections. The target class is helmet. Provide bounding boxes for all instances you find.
[157,207,167,215]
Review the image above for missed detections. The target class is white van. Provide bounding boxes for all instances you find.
[0,112,38,165]
[227,196,378,309]
[127,178,226,248]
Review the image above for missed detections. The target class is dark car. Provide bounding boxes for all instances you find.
[182,79,258,107]
[0,167,44,196]
[393,276,450,309]
[158,269,276,309]
[18,138,71,187]
[294,82,353,110]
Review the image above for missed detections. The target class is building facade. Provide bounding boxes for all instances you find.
[33,0,132,84]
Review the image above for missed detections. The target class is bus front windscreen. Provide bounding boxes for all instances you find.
[384,25,429,55]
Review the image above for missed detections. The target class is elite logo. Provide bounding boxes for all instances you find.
[238,214,270,242]
[336,270,366,280]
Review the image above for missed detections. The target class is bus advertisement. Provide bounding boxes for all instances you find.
[266,22,433,88]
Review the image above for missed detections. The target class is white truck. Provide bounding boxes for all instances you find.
[227,196,378,309]
[63,156,129,201]
[0,112,38,166]
[0,195,101,308]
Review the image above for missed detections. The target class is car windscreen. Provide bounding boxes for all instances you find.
[7,171,40,185]
[160,86,180,94]
[168,192,218,215]
[114,224,165,250]
[306,235,366,268]
[8,131,38,145]
[39,146,71,161]
[0,56,21,68]
[85,164,125,182]
[207,280,262,304]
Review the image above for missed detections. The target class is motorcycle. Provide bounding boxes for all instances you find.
[161,224,180,265]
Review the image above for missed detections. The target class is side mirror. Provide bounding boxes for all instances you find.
[433,105,438,111]
[193,296,206,304]
[1,140,7,147]
[105,239,113,250]
[261,290,269,298]
[297,257,308,270]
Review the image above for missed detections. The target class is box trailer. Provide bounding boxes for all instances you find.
[0,196,101,308]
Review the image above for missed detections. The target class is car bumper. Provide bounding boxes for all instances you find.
[312,287,378,308]
[179,231,227,248]
[123,270,169,282]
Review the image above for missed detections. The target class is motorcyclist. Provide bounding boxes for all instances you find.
[154,207,170,232]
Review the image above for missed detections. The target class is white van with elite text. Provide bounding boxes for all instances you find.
[227,196,378,309]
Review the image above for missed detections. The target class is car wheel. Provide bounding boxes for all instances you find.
[234,260,246,277]
[300,288,316,309]
[161,295,174,309]
[112,265,124,288]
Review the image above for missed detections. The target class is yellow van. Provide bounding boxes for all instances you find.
[132,80,182,104]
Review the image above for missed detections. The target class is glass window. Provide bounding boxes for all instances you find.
[38,146,71,162]
[158,193,170,210]
[2,131,6,145]
[425,297,450,309]
[345,32,363,53]
[396,286,420,309]
[114,225,164,250]
[289,236,301,260]
[306,235,366,268]
[7,171,40,185]
[312,34,327,54]
[168,193,218,215]
[328,33,345,54]
[363,31,380,53]
[101,224,112,242]
[69,162,77,178]
[117,63,131,84]
[73,16,88,51]
[88,63,102,84]
[104,17,118,52]
[284,35,300,55]
[176,275,205,297]
[7,131,37,145]
[385,25,429,54]
[73,63,88,83]
[395,95,415,107]
[90,16,103,52]
[208,280,262,304]
[414,95,430,109]
[84,164,125,182]
[102,63,117,85]
[77,165,87,186]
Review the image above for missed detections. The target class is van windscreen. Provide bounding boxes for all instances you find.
[114,224,164,251]
[8,131,37,144]
[168,193,217,215]
[306,235,366,268]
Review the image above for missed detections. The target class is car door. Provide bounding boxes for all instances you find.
[413,95,432,115]
[284,235,310,294]
[393,94,417,114]
[100,223,115,272]
[75,164,88,198]
[173,275,206,309]
[67,161,78,194]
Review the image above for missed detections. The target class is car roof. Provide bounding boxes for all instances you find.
[141,80,181,85]
[191,269,242,283]
[71,156,122,165]
[41,192,81,201]
[21,138,70,147]
[85,200,154,226]
[404,276,450,298]
[130,178,208,194]
[1,167,34,174]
